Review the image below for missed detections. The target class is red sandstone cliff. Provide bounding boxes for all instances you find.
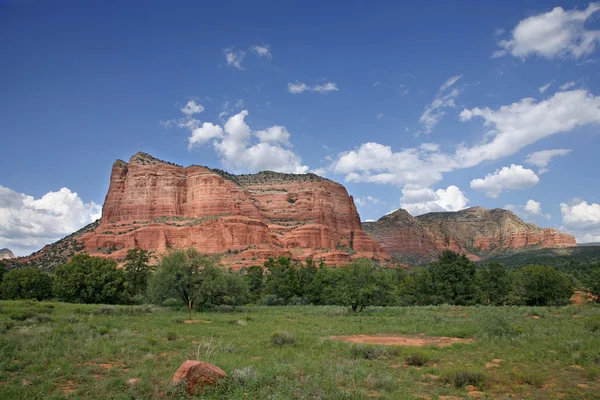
[77,152,387,268]
[362,206,576,265]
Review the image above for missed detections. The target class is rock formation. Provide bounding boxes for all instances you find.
[0,248,15,260]
[76,152,387,268]
[362,206,576,265]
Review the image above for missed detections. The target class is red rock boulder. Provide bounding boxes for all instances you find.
[171,360,226,394]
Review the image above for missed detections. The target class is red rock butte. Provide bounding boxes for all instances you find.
[79,152,388,268]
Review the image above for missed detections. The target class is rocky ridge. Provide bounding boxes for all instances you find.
[362,206,576,265]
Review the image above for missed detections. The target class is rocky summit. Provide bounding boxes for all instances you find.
[362,206,576,265]
[0,248,15,260]
[75,152,387,268]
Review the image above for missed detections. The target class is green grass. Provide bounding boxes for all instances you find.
[0,301,599,399]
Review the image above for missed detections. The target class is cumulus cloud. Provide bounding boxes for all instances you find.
[538,82,552,93]
[177,106,308,174]
[506,199,551,219]
[560,199,600,242]
[180,100,204,116]
[254,126,291,145]
[251,44,272,58]
[188,122,224,149]
[525,148,572,174]
[470,164,540,198]
[0,186,101,256]
[400,185,469,216]
[419,74,463,134]
[493,3,600,59]
[287,81,339,94]
[355,196,382,207]
[224,48,246,70]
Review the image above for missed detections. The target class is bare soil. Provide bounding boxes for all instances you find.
[329,334,474,347]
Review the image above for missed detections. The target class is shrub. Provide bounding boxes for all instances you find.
[96,326,110,335]
[480,315,520,338]
[271,330,296,346]
[350,343,397,360]
[10,311,36,321]
[257,294,285,306]
[405,351,431,366]
[231,366,257,387]
[166,331,177,341]
[443,369,486,388]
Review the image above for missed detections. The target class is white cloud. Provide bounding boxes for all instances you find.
[287,81,339,94]
[355,196,382,207]
[401,185,469,216]
[524,199,543,216]
[0,186,101,256]
[458,90,600,168]
[538,82,552,93]
[254,126,291,145]
[327,89,600,203]
[224,48,246,70]
[331,141,455,188]
[188,122,224,149]
[179,107,308,174]
[377,113,383,120]
[494,3,600,59]
[288,82,309,94]
[419,74,463,134]
[180,100,204,116]
[560,199,600,242]
[559,81,577,90]
[525,148,572,174]
[470,164,540,198]
[313,82,339,93]
[373,81,381,87]
[251,44,271,58]
[439,74,463,92]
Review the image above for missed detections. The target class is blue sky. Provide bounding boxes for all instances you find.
[1,0,600,255]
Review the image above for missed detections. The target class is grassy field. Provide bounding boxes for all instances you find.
[0,301,599,399]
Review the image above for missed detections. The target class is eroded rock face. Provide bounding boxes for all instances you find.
[362,206,576,265]
[171,360,226,394]
[78,152,388,268]
[0,248,15,260]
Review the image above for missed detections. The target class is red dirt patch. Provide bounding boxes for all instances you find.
[183,319,211,324]
[329,334,474,347]
[60,380,75,394]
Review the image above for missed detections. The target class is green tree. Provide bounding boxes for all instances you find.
[147,249,248,311]
[477,262,511,305]
[243,265,264,302]
[330,258,396,311]
[123,248,154,298]
[589,269,600,303]
[53,254,128,304]
[512,265,573,306]
[1,267,53,301]
[418,251,479,305]
[262,257,300,303]
[0,261,6,283]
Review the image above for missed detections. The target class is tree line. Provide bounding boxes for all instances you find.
[1,249,598,309]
